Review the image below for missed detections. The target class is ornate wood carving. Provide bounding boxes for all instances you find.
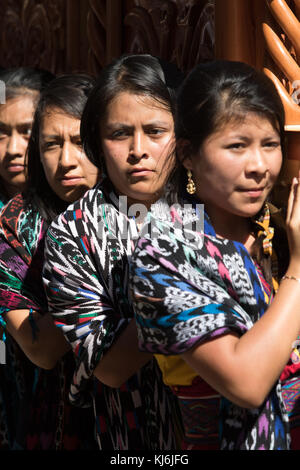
[0,0,65,73]
[263,0,300,129]
[214,0,267,70]
[87,0,122,76]
[123,0,215,72]
[261,0,300,208]
[87,0,107,75]
[0,0,215,75]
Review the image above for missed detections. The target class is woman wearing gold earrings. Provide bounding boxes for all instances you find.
[130,60,300,450]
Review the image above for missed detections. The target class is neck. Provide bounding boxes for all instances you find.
[2,181,25,199]
[206,206,253,246]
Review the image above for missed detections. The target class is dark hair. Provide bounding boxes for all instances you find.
[0,67,55,103]
[176,59,285,153]
[25,73,96,221]
[80,54,183,172]
[175,60,285,284]
[0,67,54,201]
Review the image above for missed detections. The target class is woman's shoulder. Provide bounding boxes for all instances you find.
[0,193,36,234]
[52,183,104,223]
[0,192,24,218]
[47,182,110,243]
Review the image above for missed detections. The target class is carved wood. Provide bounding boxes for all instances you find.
[263,0,300,129]
[87,0,106,75]
[0,0,215,75]
[123,0,215,72]
[260,0,300,208]
[0,0,66,73]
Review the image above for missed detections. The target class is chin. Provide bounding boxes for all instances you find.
[238,203,266,218]
[130,192,161,205]
[9,175,26,187]
[61,185,90,204]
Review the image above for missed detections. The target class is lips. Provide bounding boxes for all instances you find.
[238,186,266,197]
[129,168,154,177]
[59,175,83,186]
[6,163,25,173]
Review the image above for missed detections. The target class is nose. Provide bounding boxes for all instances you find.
[6,131,26,157]
[245,147,268,177]
[59,142,77,168]
[129,132,148,160]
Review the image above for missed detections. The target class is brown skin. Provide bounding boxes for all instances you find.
[0,93,38,197]
[93,92,175,385]
[179,115,300,409]
[1,108,100,369]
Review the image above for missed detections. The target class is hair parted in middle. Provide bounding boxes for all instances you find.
[172,59,285,194]
[25,73,96,221]
[80,53,183,174]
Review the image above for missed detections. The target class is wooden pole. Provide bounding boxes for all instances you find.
[106,0,122,65]
[214,0,254,66]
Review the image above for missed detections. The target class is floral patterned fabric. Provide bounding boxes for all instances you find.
[130,197,290,450]
[42,178,181,450]
[0,193,96,449]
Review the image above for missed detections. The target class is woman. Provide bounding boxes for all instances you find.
[42,54,183,450]
[129,60,300,450]
[0,67,54,208]
[0,74,100,449]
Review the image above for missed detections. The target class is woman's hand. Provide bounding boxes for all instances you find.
[286,172,300,273]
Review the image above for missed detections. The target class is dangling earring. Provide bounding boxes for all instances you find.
[186,169,196,194]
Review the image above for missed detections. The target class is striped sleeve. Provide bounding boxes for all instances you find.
[43,195,128,404]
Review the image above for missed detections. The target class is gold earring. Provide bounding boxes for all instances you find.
[186,169,196,194]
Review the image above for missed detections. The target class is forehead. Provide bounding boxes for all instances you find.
[213,112,279,138]
[41,108,80,134]
[0,95,36,123]
[104,91,172,123]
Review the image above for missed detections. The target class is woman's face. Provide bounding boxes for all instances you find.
[100,91,175,207]
[0,93,37,196]
[40,108,100,202]
[183,113,282,222]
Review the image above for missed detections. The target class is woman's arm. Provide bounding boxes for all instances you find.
[182,176,300,408]
[132,176,300,409]
[183,274,300,408]
[43,195,151,392]
[93,319,152,387]
[4,309,70,369]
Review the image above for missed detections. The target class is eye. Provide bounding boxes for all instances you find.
[110,129,130,139]
[147,128,165,137]
[42,141,59,150]
[0,127,8,139]
[23,128,32,138]
[263,140,281,148]
[18,125,32,138]
[73,138,82,147]
[0,131,8,140]
[225,142,246,150]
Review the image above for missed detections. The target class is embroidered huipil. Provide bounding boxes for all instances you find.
[42,179,181,450]
[0,193,96,449]
[130,198,291,450]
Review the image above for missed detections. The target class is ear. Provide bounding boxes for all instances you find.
[177,138,194,170]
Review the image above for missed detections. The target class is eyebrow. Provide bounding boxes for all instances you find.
[40,133,81,139]
[225,132,280,140]
[105,120,172,129]
[0,120,33,130]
